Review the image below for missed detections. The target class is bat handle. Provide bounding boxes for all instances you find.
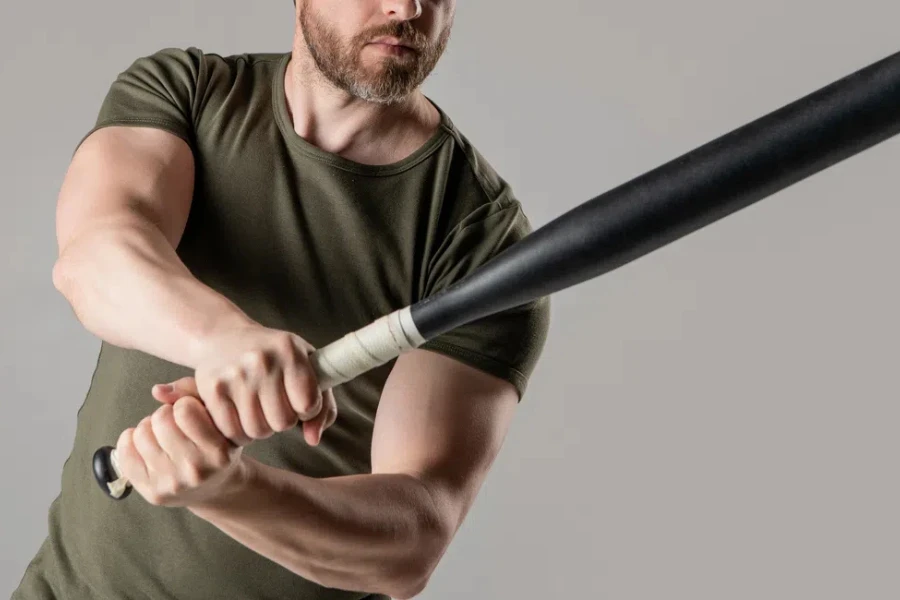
[91,308,425,499]
[93,446,131,500]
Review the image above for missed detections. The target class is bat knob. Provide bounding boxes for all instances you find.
[93,446,131,500]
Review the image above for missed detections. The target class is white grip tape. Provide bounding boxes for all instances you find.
[310,307,426,390]
[107,449,129,499]
[103,308,425,498]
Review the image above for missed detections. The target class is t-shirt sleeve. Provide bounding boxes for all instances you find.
[418,198,551,401]
[77,47,204,151]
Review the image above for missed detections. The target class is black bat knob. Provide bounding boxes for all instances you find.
[93,446,131,500]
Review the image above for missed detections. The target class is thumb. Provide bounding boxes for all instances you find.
[301,390,337,446]
[152,376,200,404]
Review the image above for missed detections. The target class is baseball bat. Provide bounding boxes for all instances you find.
[94,49,900,499]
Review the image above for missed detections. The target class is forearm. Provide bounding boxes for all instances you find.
[52,214,253,367]
[189,457,451,599]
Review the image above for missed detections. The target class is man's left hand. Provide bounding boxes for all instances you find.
[115,392,246,507]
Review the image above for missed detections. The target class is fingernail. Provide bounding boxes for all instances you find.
[156,384,174,393]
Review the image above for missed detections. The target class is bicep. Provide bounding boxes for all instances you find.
[57,126,194,254]
[371,349,519,524]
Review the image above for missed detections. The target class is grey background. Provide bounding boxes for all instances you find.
[2,1,898,598]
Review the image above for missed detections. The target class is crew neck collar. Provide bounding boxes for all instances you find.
[272,52,453,176]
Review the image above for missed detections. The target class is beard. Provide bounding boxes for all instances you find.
[298,2,451,104]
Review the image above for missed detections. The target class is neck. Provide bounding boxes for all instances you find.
[284,50,441,165]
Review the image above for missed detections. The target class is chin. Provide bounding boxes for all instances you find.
[350,83,415,105]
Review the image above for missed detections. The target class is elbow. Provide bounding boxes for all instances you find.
[52,253,87,314]
[51,255,75,298]
[387,566,431,600]
[387,510,454,599]
[52,253,95,334]
[390,578,428,600]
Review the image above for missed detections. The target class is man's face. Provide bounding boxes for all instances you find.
[297,0,455,104]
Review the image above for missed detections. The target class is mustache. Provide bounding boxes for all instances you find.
[357,21,427,50]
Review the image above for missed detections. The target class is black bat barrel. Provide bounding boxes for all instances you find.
[411,50,900,341]
[93,50,900,501]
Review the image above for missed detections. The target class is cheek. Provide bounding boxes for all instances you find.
[425,11,451,44]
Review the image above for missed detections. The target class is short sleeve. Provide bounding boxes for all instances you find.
[419,199,551,401]
[77,47,205,151]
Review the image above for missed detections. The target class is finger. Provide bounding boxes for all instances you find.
[151,386,177,404]
[302,420,322,446]
[152,377,200,404]
[258,370,299,433]
[302,391,337,446]
[151,403,201,466]
[173,396,237,475]
[202,378,253,447]
[132,415,169,476]
[281,339,322,421]
[229,372,272,440]
[173,396,230,452]
[115,428,148,485]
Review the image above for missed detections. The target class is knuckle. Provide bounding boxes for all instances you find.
[196,373,214,395]
[247,420,273,440]
[146,479,177,506]
[225,365,244,382]
[244,349,271,371]
[172,397,192,420]
[172,396,201,424]
[307,390,324,416]
[151,404,173,425]
[276,332,297,357]
[178,394,203,409]
[210,447,232,469]
[117,428,134,449]
[294,401,313,420]
[165,476,183,497]
[151,413,174,438]
[134,420,153,445]
[299,405,320,421]
[273,413,299,432]
[213,378,231,398]
[219,414,243,441]
[268,415,294,433]
[182,464,203,488]
[292,377,321,417]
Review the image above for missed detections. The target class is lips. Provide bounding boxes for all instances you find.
[369,37,418,51]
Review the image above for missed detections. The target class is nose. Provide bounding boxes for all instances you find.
[382,0,422,20]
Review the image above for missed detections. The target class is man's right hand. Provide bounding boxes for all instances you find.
[151,323,338,448]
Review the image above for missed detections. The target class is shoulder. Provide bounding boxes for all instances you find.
[116,46,285,72]
[429,104,530,239]
[111,47,287,98]
[437,111,509,202]
[101,47,288,135]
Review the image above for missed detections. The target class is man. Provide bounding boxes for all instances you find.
[13,1,549,598]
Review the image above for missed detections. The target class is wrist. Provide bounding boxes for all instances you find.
[186,305,258,366]
[188,454,258,515]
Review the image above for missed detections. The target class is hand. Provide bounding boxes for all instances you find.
[115,395,245,507]
[154,324,338,447]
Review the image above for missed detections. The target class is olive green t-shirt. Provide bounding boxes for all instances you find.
[13,47,549,600]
